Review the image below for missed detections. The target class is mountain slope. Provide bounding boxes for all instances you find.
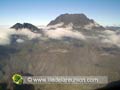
[11,23,40,32]
[48,13,104,30]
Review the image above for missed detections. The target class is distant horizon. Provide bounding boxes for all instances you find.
[0,12,120,27]
[0,18,120,27]
[0,13,120,27]
[0,0,120,26]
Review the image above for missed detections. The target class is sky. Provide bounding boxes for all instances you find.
[0,0,120,26]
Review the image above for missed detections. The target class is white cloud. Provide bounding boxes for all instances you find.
[0,28,41,45]
[44,27,86,40]
[0,28,15,45]
[16,39,24,43]
[45,22,64,30]
[1,25,119,48]
[84,22,100,30]
[14,29,41,39]
[101,30,120,47]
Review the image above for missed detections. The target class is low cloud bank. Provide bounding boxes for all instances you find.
[44,27,86,40]
[14,29,41,39]
[0,24,120,48]
[0,28,15,45]
[43,23,86,40]
[101,30,120,47]
[0,28,41,45]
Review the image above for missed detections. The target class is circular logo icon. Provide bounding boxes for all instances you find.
[12,74,23,85]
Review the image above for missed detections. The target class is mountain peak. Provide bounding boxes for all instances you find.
[11,23,40,32]
[48,13,93,26]
[11,23,23,30]
[47,13,104,30]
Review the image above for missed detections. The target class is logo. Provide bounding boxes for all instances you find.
[12,74,23,85]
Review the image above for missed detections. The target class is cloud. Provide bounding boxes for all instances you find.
[16,39,24,43]
[1,25,120,48]
[46,22,64,30]
[101,30,120,47]
[0,28,41,45]
[44,26,86,40]
[14,29,41,39]
[84,22,100,30]
[0,28,15,45]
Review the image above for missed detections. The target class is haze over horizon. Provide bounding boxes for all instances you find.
[0,0,120,26]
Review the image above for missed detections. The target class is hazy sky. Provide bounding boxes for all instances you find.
[0,0,120,26]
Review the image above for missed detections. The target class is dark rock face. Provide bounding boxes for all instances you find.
[11,23,23,30]
[0,46,19,60]
[11,23,40,32]
[0,83,35,90]
[96,80,120,90]
[22,23,40,32]
[47,13,105,30]
[48,13,94,26]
